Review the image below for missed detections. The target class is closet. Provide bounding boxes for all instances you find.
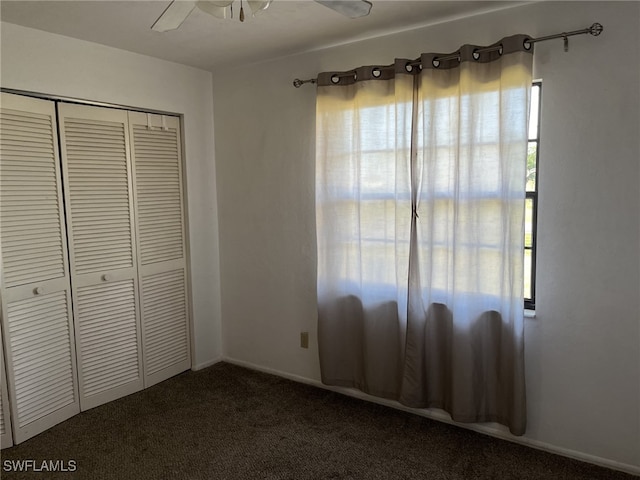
[0,92,191,446]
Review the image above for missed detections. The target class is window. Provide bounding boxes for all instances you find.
[317,82,538,310]
[525,82,541,310]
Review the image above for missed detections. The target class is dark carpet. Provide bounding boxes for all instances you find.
[1,362,636,479]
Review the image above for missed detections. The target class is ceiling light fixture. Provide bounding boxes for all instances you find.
[152,0,373,32]
[196,0,272,23]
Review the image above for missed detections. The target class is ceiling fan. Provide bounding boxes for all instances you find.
[152,0,373,31]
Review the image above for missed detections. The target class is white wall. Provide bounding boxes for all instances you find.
[0,22,223,368]
[212,1,640,473]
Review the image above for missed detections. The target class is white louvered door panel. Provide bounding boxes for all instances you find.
[0,93,80,444]
[129,113,191,387]
[58,103,143,411]
[75,280,140,398]
[0,96,67,287]
[1,328,14,449]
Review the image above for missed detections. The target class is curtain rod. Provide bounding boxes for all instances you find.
[293,22,603,88]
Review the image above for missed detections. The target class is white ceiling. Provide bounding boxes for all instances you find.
[0,1,523,71]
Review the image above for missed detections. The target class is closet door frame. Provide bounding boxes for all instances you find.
[175,115,196,373]
[1,88,196,424]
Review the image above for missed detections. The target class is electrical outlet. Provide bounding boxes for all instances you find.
[300,332,309,349]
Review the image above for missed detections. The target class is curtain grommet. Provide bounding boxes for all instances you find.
[405,63,414,73]
[523,39,532,50]
[331,74,340,84]
[472,50,481,60]
[498,44,504,55]
[372,67,381,78]
[432,58,440,68]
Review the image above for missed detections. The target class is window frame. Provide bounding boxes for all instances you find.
[525,81,541,310]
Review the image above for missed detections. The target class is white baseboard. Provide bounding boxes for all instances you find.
[221,356,640,477]
[191,356,223,371]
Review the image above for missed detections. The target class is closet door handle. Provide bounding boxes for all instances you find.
[102,274,112,282]
[34,286,44,295]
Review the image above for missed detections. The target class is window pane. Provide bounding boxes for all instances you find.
[526,142,537,192]
[528,84,540,139]
[524,249,533,300]
[525,198,534,248]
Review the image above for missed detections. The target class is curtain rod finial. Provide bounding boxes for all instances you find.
[293,78,317,88]
[589,23,603,36]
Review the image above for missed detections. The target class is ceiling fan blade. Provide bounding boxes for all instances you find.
[314,0,372,18]
[152,1,197,32]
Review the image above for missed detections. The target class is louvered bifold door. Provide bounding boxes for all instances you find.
[0,93,80,444]
[1,325,14,449]
[129,112,191,388]
[58,103,143,411]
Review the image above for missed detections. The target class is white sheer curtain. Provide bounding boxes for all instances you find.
[316,35,533,435]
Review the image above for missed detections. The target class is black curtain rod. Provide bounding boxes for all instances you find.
[293,23,603,88]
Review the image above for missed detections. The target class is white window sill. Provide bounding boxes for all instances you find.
[524,309,536,319]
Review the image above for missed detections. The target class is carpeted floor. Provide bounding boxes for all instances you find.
[1,362,636,479]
